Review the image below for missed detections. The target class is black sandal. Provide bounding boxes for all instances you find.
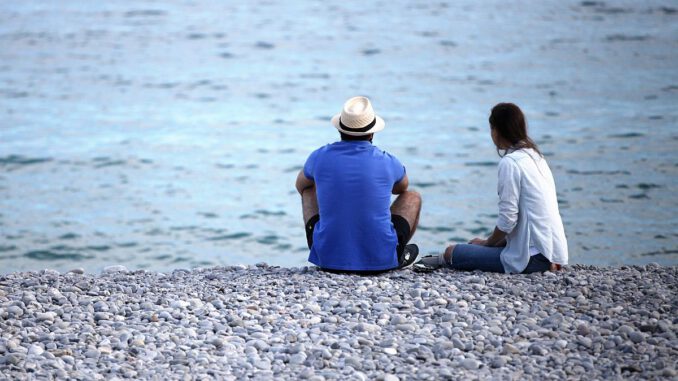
[398,244,419,268]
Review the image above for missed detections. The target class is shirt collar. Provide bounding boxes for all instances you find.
[338,140,372,145]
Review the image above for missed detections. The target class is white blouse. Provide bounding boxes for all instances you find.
[496,148,568,273]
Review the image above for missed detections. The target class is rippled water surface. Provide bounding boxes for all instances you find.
[1,1,677,273]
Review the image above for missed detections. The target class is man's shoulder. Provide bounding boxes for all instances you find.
[307,143,333,157]
[371,145,402,163]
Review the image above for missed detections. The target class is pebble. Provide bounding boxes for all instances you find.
[490,356,506,368]
[170,300,189,309]
[452,338,465,351]
[102,265,128,273]
[628,331,644,344]
[0,265,673,379]
[299,368,315,379]
[577,324,590,336]
[2,353,24,365]
[289,353,307,365]
[7,306,23,318]
[28,345,44,356]
[529,344,548,356]
[253,359,271,370]
[85,349,100,359]
[502,343,520,354]
[461,358,481,370]
[36,312,56,322]
[395,324,416,332]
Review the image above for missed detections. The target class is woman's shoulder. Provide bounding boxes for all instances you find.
[504,148,542,162]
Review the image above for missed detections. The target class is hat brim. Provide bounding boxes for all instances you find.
[331,114,385,136]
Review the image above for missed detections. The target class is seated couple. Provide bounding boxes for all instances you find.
[295,97,568,275]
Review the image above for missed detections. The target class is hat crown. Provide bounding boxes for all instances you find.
[340,96,375,128]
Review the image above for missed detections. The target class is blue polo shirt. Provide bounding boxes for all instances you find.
[303,140,406,271]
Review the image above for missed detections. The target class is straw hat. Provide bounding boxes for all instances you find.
[331,96,385,136]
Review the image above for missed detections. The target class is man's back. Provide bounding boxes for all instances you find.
[303,140,405,271]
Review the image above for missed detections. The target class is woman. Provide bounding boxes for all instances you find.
[418,103,568,273]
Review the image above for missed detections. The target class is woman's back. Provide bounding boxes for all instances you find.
[499,148,568,271]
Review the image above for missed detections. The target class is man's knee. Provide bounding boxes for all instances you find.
[404,190,422,207]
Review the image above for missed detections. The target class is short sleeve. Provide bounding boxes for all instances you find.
[388,153,406,184]
[496,157,521,233]
[303,149,319,180]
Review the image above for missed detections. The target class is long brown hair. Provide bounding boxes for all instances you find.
[489,103,542,157]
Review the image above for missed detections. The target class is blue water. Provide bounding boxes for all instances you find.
[1,1,677,274]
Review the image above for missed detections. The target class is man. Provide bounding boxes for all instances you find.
[295,96,422,273]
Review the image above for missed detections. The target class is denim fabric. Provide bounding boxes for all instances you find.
[451,244,551,274]
[522,253,551,274]
[450,244,505,273]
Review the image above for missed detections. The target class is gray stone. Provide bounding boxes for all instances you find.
[253,359,271,370]
[490,356,506,368]
[395,324,417,332]
[288,343,305,354]
[578,337,593,348]
[7,306,24,317]
[289,353,307,365]
[344,356,362,369]
[103,265,128,273]
[85,349,100,359]
[36,312,57,322]
[299,368,315,379]
[529,344,548,356]
[502,343,520,354]
[28,345,44,356]
[462,358,481,370]
[452,338,465,351]
[628,331,644,344]
[2,353,24,366]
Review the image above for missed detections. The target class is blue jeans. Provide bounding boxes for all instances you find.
[451,244,551,274]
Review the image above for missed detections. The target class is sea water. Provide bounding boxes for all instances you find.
[1,1,676,273]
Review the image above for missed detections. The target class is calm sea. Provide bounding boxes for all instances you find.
[1,1,677,273]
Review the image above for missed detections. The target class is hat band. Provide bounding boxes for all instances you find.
[339,117,376,133]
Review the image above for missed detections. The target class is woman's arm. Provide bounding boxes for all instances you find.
[470,226,507,247]
[470,159,520,247]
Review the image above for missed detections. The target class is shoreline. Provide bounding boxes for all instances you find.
[1,264,676,379]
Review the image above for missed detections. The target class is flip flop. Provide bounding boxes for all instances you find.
[399,244,419,268]
[412,262,437,273]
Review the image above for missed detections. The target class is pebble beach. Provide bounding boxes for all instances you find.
[1,265,676,380]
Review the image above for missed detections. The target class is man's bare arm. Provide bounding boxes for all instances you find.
[295,170,315,195]
[392,174,409,195]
